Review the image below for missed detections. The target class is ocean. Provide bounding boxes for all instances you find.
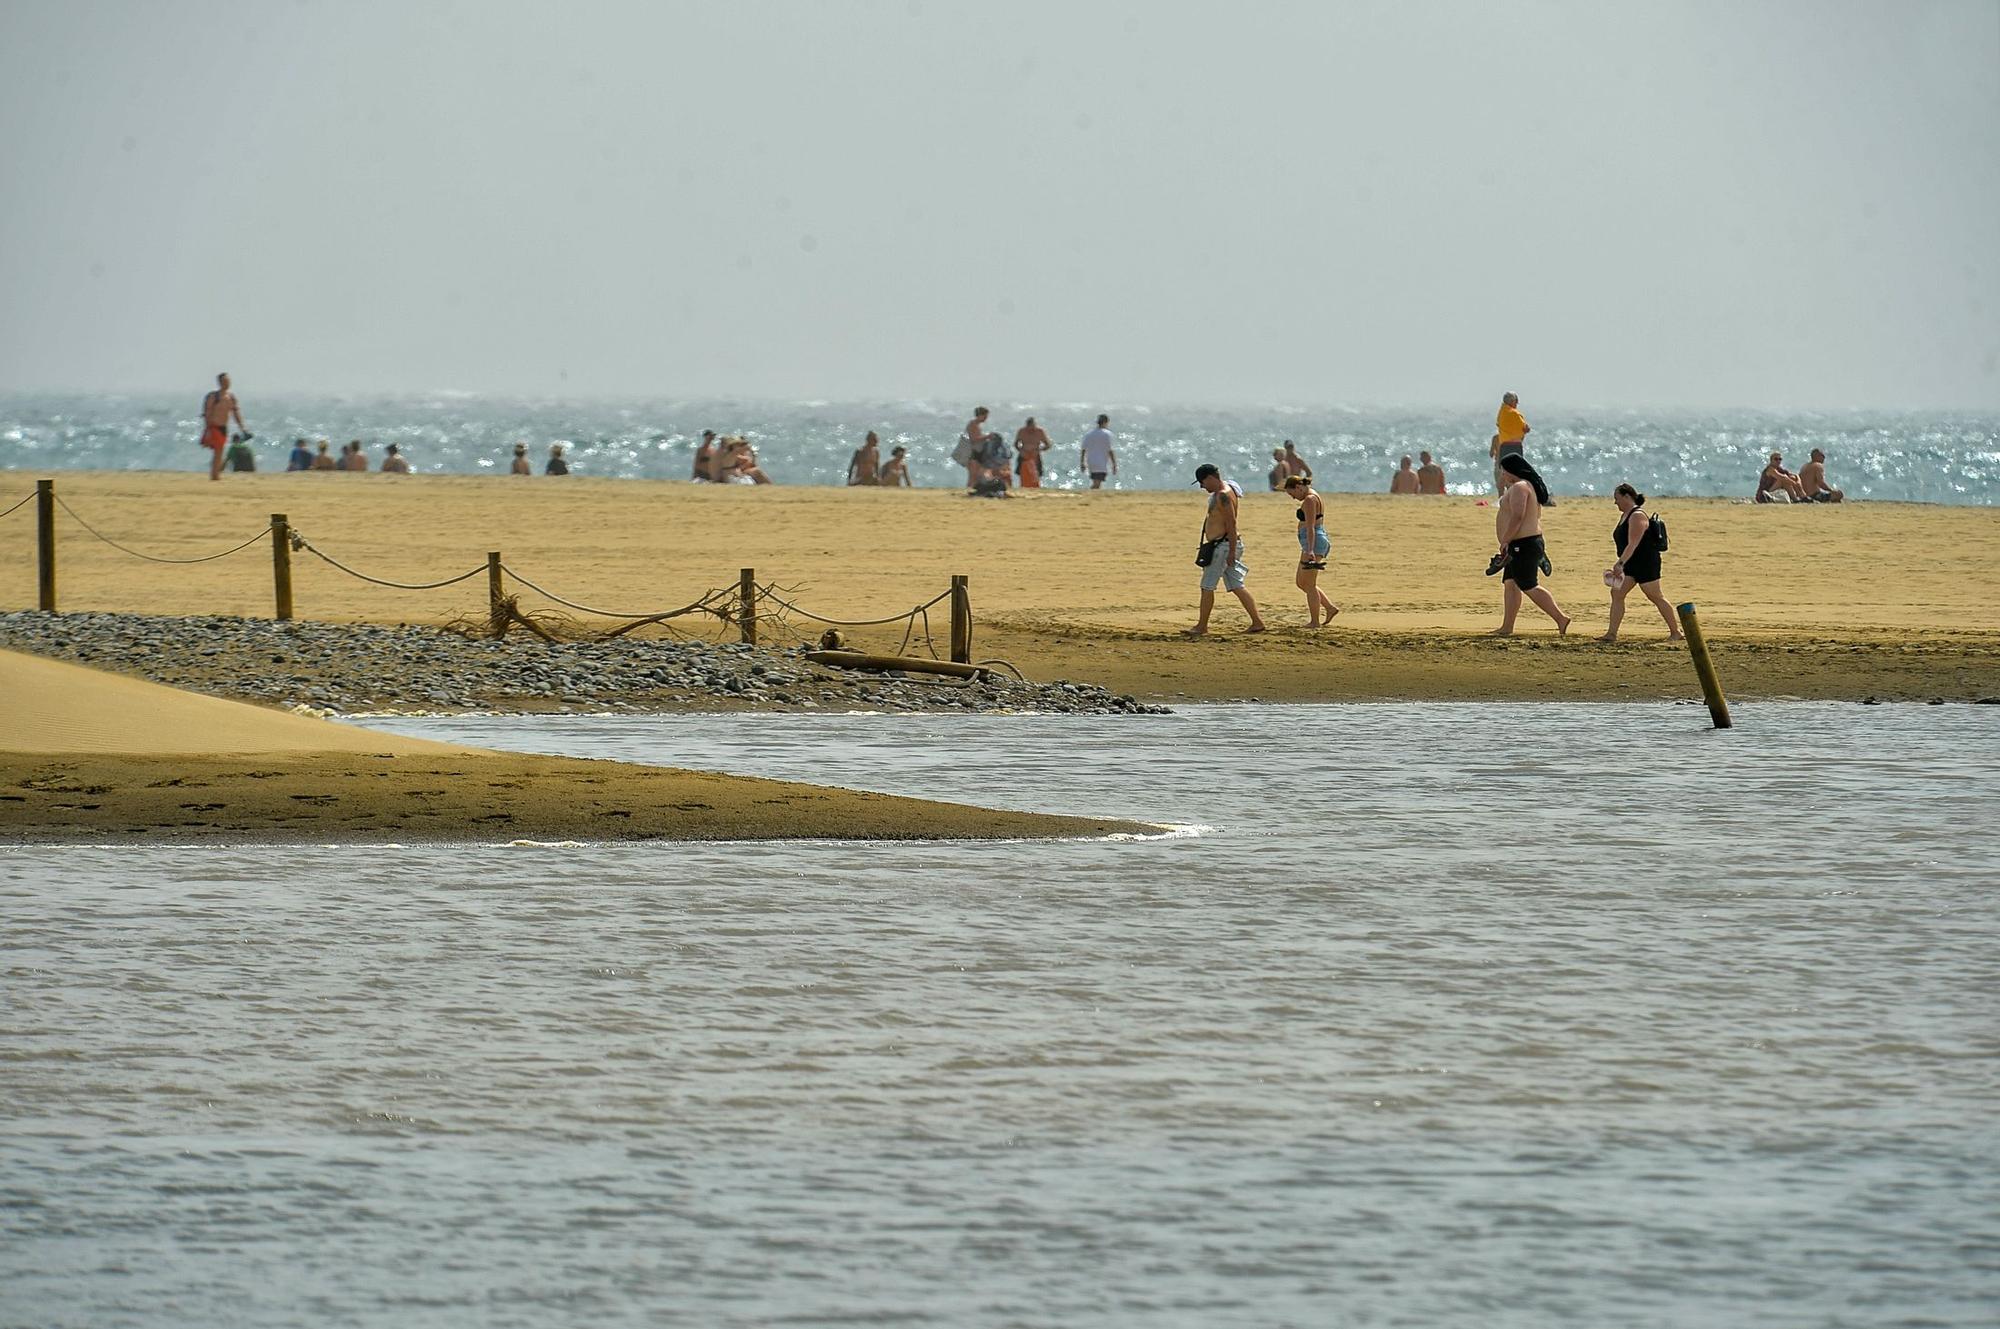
[3,394,1997,504]
[4,702,1997,1326]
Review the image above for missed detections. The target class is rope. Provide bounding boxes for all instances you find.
[756,586,952,628]
[291,534,486,590]
[56,496,269,564]
[974,657,1027,681]
[501,562,725,621]
[0,491,35,520]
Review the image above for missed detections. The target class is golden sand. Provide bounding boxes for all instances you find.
[0,650,1152,843]
[4,471,1996,701]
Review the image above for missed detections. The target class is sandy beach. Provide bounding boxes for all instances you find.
[0,649,1153,843]
[3,471,1996,702]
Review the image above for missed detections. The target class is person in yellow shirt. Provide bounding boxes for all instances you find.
[1490,391,1530,495]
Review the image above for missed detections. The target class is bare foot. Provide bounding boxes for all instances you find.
[1597,632,1618,643]
[1667,632,1685,642]
[1556,614,1573,637]
[1182,627,1208,639]
[1487,627,1514,637]
[1245,624,1268,634]
[1326,605,1341,619]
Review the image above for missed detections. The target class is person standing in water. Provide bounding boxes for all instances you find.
[847,432,881,485]
[198,372,247,482]
[1491,391,1530,495]
[1015,416,1051,488]
[1282,473,1339,627]
[1492,453,1570,636]
[879,445,912,487]
[1601,483,1681,643]
[1187,463,1266,637]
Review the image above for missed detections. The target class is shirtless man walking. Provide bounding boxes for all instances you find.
[1187,463,1266,637]
[1492,453,1570,637]
[199,372,247,482]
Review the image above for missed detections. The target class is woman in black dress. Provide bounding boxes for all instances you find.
[1602,483,1683,642]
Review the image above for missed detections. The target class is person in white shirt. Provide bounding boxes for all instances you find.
[1080,414,1117,489]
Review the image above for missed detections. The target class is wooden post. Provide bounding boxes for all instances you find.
[487,551,505,637]
[1676,602,1732,729]
[950,574,971,664]
[269,514,293,621]
[35,479,56,613]
[739,567,757,645]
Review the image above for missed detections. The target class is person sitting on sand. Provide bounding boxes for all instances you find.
[720,436,771,484]
[287,437,313,472]
[972,428,1012,493]
[510,442,532,475]
[1187,463,1267,637]
[1268,448,1289,491]
[545,444,570,476]
[692,429,717,481]
[1798,448,1844,503]
[1417,451,1446,495]
[1283,473,1339,628]
[1390,455,1419,494]
[225,434,256,472]
[380,443,410,474]
[1601,483,1681,643]
[1492,453,1571,637]
[1015,417,1051,489]
[879,445,912,487]
[342,440,369,472]
[847,432,881,486]
[310,440,337,471]
[1756,451,1807,503]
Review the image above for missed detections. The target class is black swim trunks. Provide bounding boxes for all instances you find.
[1503,534,1545,589]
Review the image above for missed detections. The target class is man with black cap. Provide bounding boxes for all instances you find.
[1491,452,1571,636]
[1188,463,1267,637]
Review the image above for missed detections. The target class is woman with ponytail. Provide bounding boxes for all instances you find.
[1602,483,1683,643]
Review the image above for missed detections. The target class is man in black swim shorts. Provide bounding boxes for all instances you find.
[1491,453,1571,637]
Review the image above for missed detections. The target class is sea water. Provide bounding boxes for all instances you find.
[3,703,1998,1327]
[3,394,1997,504]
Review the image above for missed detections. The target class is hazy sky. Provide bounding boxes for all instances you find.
[2,0,1996,408]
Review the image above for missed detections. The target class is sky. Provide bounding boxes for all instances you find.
[1,0,1996,409]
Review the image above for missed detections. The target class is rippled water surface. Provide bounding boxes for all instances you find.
[4,703,1999,1327]
[4,393,1997,503]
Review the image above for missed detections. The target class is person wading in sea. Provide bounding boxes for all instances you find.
[1491,453,1570,637]
[198,372,247,482]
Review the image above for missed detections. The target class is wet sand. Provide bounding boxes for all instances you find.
[3,471,1997,701]
[0,650,1153,844]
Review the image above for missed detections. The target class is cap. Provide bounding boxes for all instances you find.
[1193,463,1220,484]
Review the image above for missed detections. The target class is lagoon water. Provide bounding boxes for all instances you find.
[4,702,1999,1326]
[4,393,1998,504]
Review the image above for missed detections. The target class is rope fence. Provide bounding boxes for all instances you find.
[10,477,980,663]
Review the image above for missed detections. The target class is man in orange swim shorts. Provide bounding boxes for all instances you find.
[199,371,247,481]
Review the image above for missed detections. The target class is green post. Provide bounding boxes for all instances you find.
[36,479,56,612]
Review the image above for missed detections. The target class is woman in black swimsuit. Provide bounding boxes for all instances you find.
[1602,483,1683,643]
